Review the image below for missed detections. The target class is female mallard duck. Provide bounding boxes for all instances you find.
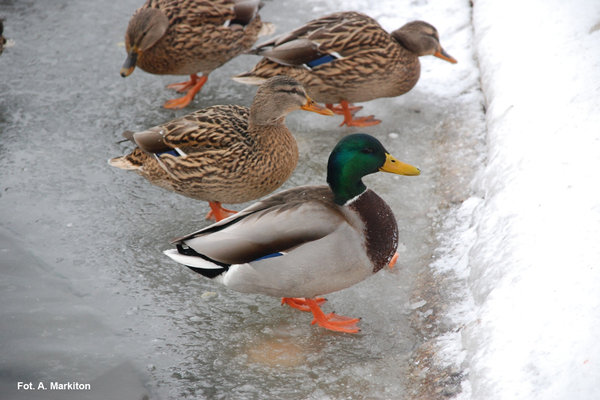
[109,76,333,221]
[120,0,271,109]
[164,133,421,333]
[234,12,457,127]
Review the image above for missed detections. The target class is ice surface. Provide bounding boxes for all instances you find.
[0,0,486,399]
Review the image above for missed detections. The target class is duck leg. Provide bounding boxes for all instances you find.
[166,73,202,93]
[304,298,360,333]
[328,100,381,127]
[205,201,237,222]
[164,74,208,109]
[281,297,327,312]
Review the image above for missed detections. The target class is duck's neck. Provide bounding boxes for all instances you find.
[247,113,292,151]
[333,181,367,206]
[248,115,285,127]
[249,93,287,127]
[249,113,286,128]
[246,109,298,180]
[327,164,368,205]
[246,107,291,155]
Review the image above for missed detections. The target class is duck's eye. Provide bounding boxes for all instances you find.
[361,147,374,154]
[278,88,304,97]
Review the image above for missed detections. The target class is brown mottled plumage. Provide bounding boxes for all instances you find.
[121,0,270,108]
[109,76,333,221]
[234,12,457,126]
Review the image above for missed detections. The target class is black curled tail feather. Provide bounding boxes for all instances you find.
[176,244,230,279]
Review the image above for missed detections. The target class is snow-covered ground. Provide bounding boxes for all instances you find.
[434,0,600,398]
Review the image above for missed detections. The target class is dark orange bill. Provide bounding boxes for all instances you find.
[120,51,138,77]
[301,96,335,116]
[434,48,457,64]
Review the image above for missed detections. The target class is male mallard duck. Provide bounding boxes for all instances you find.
[164,133,421,333]
[121,0,271,109]
[234,12,457,127]
[109,76,333,221]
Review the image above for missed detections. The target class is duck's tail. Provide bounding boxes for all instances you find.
[258,22,276,37]
[231,73,267,86]
[107,156,140,170]
[163,248,229,279]
[108,131,144,170]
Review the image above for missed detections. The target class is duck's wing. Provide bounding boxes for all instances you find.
[157,0,260,26]
[131,105,249,155]
[249,12,387,67]
[171,186,347,265]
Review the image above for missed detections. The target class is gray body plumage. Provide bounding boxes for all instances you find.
[165,186,398,298]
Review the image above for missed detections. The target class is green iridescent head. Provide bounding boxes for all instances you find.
[327,134,420,205]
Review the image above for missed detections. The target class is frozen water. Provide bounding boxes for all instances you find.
[0,0,484,399]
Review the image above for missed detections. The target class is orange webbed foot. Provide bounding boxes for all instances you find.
[167,79,197,93]
[333,100,381,127]
[163,94,195,109]
[163,74,208,109]
[281,297,327,312]
[340,115,381,127]
[389,252,399,269]
[304,298,360,333]
[326,103,363,115]
[205,201,237,222]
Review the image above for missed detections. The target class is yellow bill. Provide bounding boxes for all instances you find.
[379,153,421,176]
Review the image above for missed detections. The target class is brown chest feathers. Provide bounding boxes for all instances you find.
[349,190,399,272]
